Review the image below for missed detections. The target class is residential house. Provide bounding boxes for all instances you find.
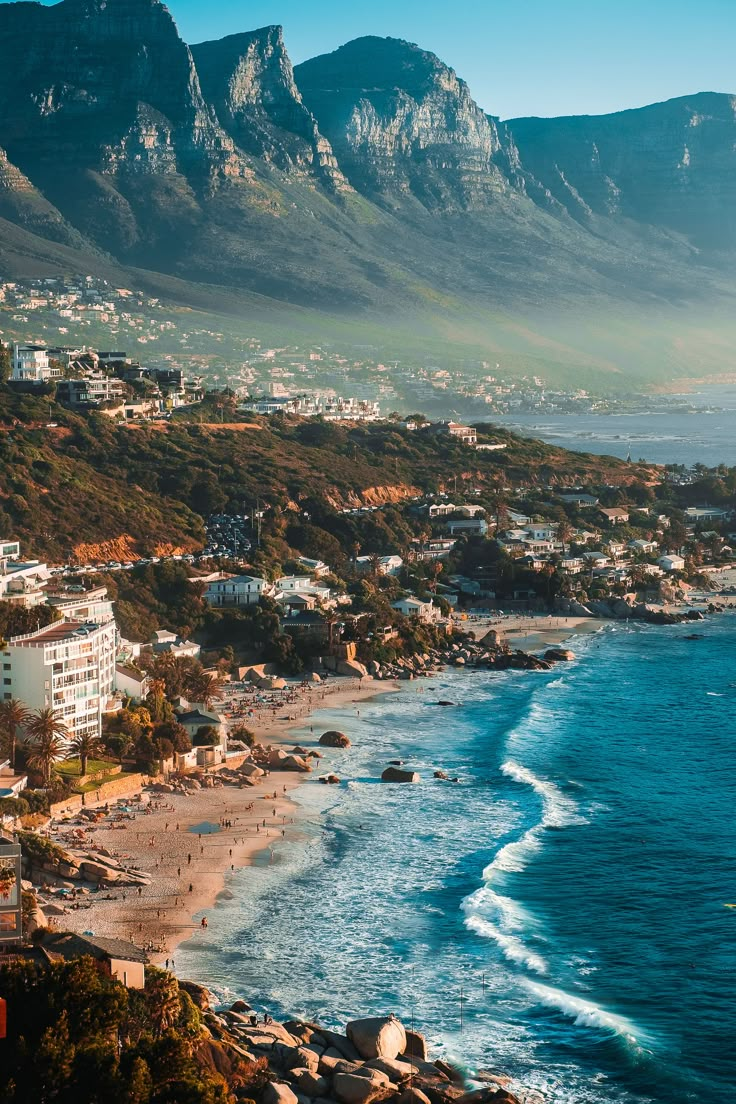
[582,551,610,567]
[10,344,58,383]
[409,538,457,562]
[354,555,403,576]
[114,664,151,701]
[0,541,50,607]
[42,933,149,989]
[148,630,200,659]
[204,574,271,607]
[297,557,330,577]
[559,493,600,507]
[447,518,489,537]
[628,539,658,555]
[176,707,227,763]
[46,585,116,624]
[658,554,686,572]
[429,421,478,445]
[599,507,630,524]
[392,597,441,623]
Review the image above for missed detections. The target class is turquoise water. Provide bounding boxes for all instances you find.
[177,619,736,1103]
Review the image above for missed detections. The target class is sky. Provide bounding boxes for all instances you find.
[27,0,736,118]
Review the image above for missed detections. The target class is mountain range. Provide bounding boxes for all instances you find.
[0,0,734,384]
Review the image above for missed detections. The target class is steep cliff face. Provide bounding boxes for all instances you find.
[508,93,736,253]
[294,37,514,209]
[0,146,92,248]
[192,26,348,191]
[0,0,243,254]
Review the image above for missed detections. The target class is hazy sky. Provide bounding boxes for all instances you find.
[28,0,736,118]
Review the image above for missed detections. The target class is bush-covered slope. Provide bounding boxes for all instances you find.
[0,388,652,563]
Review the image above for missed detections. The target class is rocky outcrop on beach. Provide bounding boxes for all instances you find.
[199,1005,522,1104]
[555,597,706,625]
[320,731,352,748]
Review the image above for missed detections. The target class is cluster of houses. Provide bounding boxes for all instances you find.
[242,394,382,421]
[7,342,204,420]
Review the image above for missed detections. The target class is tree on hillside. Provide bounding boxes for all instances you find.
[0,697,30,771]
[23,709,69,784]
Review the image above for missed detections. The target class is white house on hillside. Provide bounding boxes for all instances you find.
[658,554,686,572]
[204,575,272,608]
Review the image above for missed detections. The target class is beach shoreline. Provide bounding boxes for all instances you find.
[46,676,402,964]
[42,615,603,965]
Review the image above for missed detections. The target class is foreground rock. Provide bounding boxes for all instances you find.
[381,767,421,784]
[320,731,352,748]
[347,1015,407,1060]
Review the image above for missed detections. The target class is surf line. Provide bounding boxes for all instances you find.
[462,759,581,976]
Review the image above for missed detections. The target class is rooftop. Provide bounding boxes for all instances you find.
[8,619,104,647]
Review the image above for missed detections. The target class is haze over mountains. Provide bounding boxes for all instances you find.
[0,0,734,384]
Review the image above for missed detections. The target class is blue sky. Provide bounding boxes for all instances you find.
[32,0,736,118]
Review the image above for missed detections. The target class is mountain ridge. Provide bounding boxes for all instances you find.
[0,7,733,384]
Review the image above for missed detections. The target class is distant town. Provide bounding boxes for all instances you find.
[0,274,716,421]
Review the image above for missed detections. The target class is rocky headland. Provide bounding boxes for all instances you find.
[181,995,522,1104]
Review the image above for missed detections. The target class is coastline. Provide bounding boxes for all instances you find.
[50,676,402,962]
[45,616,607,966]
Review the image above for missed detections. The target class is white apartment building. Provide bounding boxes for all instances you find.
[0,541,50,607]
[2,620,118,741]
[204,574,271,607]
[45,586,116,624]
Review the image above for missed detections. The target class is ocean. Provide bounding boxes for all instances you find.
[490,385,736,466]
[176,617,736,1104]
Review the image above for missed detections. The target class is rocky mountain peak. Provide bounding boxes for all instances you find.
[191,25,348,189]
[294,36,513,209]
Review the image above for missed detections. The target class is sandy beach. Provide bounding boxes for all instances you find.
[461,611,603,652]
[41,615,603,964]
[45,676,400,963]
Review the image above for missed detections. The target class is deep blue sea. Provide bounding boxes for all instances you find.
[177,618,736,1104]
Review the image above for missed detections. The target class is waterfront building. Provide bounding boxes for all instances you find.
[2,620,118,740]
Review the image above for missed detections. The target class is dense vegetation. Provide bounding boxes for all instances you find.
[0,385,650,562]
[0,958,247,1103]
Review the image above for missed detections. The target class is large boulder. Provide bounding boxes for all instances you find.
[365,1058,416,1081]
[399,1090,432,1104]
[346,1016,407,1060]
[288,1069,330,1098]
[402,1030,428,1061]
[544,649,575,662]
[320,1032,361,1062]
[319,731,351,748]
[381,768,420,784]
[336,660,368,678]
[333,1071,391,1104]
[282,755,312,773]
[263,1082,299,1104]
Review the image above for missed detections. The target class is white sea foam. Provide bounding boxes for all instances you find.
[501,760,583,829]
[521,980,646,1049]
[466,914,548,974]
[463,761,585,975]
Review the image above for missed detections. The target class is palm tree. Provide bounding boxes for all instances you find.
[557,520,575,556]
[23,708,69,784]
[67,731,103,777]
[188,672,222,710]
[0,698,30,771]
